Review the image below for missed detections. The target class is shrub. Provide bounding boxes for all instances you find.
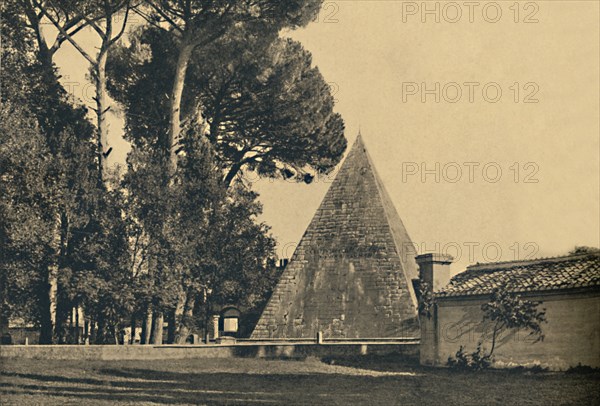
[566,363,600,374]
[447,343,492,371]
[417,281,435,319]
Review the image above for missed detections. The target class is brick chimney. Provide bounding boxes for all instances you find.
[415,253,453,292]
[416,253,452,367]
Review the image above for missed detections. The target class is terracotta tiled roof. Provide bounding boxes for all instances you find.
[437,253,600,297]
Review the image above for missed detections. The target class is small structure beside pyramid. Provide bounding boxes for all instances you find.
[252,134,420,339]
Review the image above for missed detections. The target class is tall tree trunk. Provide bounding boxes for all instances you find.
[141,308,153,344]
[75,306,80,344]
[166,309,177,344]
[0,312,8,336]
[23,6,55,73]
[129,314,136,344]
[0,264,9,338]
[176,291,196,344]
[95,50,110,186]
[68,306,74,342]
[113,324,120,345]
[54,291,69,344]
[152,312,164,345]
[150,312,164,345]
[90,318,96,344]
[53,297,65,344]
[129,314,137,344]
[95,314,105,344]
[167,42,194,175]
[204,299,213,343]
[42,211,62,344]
[38,268,54,344]
[53,210,70,343]
[140,317,146,344]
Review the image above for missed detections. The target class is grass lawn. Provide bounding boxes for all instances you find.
[1,355,598,405]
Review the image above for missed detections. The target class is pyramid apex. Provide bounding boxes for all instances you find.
[352,130,366,149]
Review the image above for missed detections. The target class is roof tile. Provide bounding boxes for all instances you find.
[437,253,600,297]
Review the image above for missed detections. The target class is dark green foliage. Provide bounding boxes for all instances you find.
[106,24,346,184]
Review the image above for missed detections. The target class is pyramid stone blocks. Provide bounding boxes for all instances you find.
[251,135,420,339]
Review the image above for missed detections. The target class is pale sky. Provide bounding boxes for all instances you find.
[52,1,599,275]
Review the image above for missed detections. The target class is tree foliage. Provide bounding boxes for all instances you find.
[447,288,547,370]
[122,131,278,340]
[1,1,131,344]
[0,100,58,335]
[132,0,324,172]
[27,0,136,184]
[107,23,346,185]
[2,0,345,344]
[481,288,547,356]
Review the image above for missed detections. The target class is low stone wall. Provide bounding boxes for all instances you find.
[0,341,419,361]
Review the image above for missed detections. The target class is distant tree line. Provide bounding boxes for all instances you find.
[0,0,346,344]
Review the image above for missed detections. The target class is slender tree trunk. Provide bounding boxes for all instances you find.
[113,324,120,345]
[140,317,146,344]
[148,313,155,344]
[150,312,164,345]
[158,37,194,347]
[43,211,62,344]
[84,319,89,344]
[54,210,70,343]
[90,318,96,344]
[167,42,194,174]
[130,315,136,344]
[96,314,105,344]
[141,309,153,344]
[95,50,110,186]
[176,291,196,344]
[166,309,177,344]
[489,322,503,357]
[0,267,9,338]
[75,306,80,344]
[0,312,8,336]
[204,299,213,343]
[68,306,74,343]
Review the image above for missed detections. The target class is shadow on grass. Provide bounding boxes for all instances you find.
[1,360,599,405]
[321,353,421,372]
[0,368,413,405]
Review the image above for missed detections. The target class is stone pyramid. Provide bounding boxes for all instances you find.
[251,134,420,339]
